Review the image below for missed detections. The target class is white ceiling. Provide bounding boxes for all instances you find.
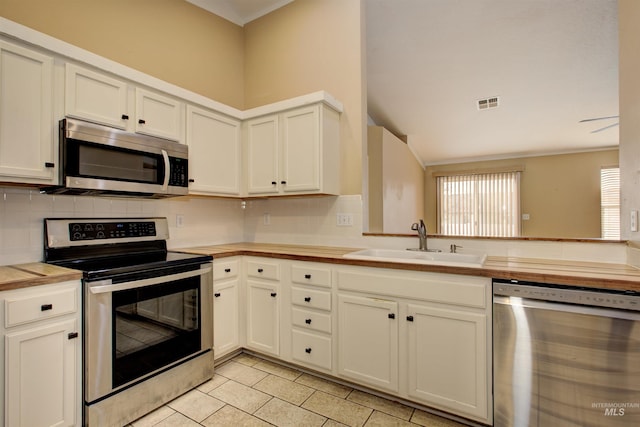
[189,0,619,166]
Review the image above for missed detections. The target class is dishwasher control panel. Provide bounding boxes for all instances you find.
[493,279,640,311]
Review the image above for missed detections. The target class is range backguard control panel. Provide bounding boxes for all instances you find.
[68,221,157,241]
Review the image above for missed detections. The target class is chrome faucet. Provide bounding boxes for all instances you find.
[411,219,428,251]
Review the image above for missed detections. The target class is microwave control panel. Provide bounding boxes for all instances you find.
[69,221,157,241]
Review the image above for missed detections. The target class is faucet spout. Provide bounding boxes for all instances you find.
[411,219,428,251]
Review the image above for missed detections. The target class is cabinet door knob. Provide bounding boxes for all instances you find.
[121,114,129,120]
[406,315,414,322]
[281,180,287,185]
[44,162,55,168]
[188,179,195,183]
[271,181,277,185]
[388,313,396,319]
[225,268,231,273]
[41,304,53,311]
[68,332,79,340]
[270,292,277,297]
[258,268,264,273]
[214,293,221,297]
[304,296,311,302]
[305,347,312,354]
[305,318,312,324]
[138,119,146,124]
[304,274,312,279]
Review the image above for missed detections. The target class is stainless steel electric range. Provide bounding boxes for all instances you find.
[44,217,213,427]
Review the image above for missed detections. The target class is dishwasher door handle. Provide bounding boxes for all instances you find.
[494,295,640,321]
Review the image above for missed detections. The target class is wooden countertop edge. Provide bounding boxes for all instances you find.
[0,265,82,292]
[175,244,640,292]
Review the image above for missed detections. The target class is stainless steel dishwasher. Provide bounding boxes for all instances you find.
[493,279,640,427]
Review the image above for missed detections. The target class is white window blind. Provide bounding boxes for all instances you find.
[600,167,620,240]
[437,172,521,237]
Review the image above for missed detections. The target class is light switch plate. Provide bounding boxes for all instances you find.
[631,210,638,232]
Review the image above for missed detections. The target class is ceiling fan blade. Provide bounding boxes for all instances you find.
[591,122,619,133]
[579,115,619,123]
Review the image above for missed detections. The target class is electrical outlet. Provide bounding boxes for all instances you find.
[631,210,638,232]
[336,213,353,226]
[263,213,271,225]
[176,214,185,228]
[522,213,530,220]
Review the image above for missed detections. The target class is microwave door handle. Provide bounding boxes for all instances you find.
[88,266,212,294]
[161,149,170,191]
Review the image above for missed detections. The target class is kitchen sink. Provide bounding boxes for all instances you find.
[343,248,487,267]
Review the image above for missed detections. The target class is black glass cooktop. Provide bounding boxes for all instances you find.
[46,241,211,281]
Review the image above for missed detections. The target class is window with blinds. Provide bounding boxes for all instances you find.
[600,167,620,240]
[437,172,521,237]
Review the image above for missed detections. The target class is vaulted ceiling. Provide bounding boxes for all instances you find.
[189,0,619,165]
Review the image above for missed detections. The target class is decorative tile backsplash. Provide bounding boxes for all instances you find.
[0,187,627,266]
[0,188,364,266]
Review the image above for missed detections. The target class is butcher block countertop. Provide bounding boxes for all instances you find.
[0,263,82,292]
[177,243,640,292]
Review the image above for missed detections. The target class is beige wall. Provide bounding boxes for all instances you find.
[368,126,424,233]
[0,0,245,109]
[244,0,365,195]
[1,0,365,195]
[620,0,640,241]
[424,149,619,238]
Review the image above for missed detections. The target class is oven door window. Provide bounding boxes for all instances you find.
[66,139,165,185]
[112,277,200,388]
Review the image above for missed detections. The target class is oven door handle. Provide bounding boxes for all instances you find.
[88,266,212,294]
[161,149,170,191]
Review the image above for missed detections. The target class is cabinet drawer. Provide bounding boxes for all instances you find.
[5,285,78,328]
[213,259,239,280]
[292,307,332,334]
[291,286,331,311]
[292,330,332,370]
[291,264,331,288]
[246,260,280,281]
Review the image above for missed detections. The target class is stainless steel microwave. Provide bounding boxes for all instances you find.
[42,118,189,198]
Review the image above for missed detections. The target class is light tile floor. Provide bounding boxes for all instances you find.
[130,353,470,427]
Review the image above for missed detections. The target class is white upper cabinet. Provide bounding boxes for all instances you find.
[186,105,242,195]
[65,63,129,130]
[0,41,56,184]
[65,63,184,142]
[135,87,183,141]
[245,114,279,194]
[245,103,340,197]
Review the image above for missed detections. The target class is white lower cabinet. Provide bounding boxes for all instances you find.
[406,303,488,420]
[245,258,281,356]
[336,266,491,424]
[213,258,241,359]
[1,280,81,427]
[337,294,399,393]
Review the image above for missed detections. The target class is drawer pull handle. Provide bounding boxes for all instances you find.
[305,318,312,324]
[41,304,53,311]
[271,181,277,185]
[44,162,55,168]
[270,292,277,297]
[304,274,312,279]
[225,268,231,273]
[304,297,311,302]
[305,347,312,354]
[258,268,264,273]
[68,332,79,340]
[388,313,395,319]
[406,315,414,322]
[121,114,129,120]
[214,293,221,297]
[188,179,195,183]
[281,180,287,185]
[138,119,146,124]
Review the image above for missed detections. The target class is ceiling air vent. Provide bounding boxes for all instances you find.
[477,96,499,110]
